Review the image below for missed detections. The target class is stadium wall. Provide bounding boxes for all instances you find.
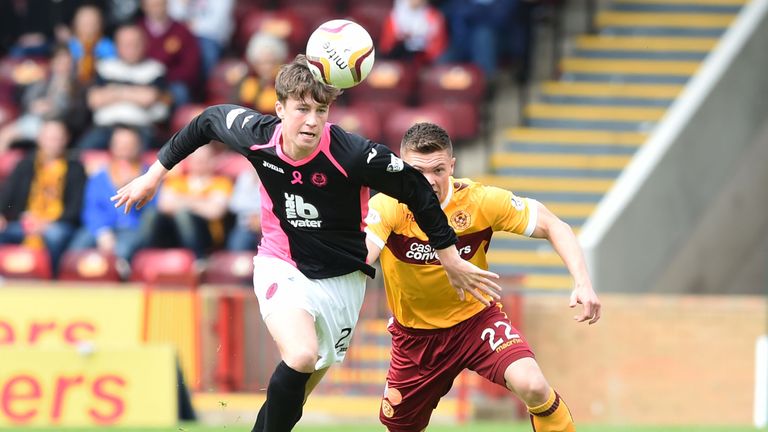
[580,0,768,294]
[523,293,766,425]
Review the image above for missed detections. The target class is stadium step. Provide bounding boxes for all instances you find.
[559,57,699,84]
[573,35,717,60]
[595,10,736,36]
[612,0,745,13]
[524,103,666,131]
[539,82,683,107]
[502,128,647,155]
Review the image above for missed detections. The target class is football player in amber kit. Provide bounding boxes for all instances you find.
[366,123,601,432]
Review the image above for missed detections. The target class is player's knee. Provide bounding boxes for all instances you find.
[517,373,551,406]
[282,349,318,373]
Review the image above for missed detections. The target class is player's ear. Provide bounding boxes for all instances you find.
[275,100,284,119]
[450,157,456,175]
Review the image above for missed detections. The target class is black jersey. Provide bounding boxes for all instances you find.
[157,104,458,279]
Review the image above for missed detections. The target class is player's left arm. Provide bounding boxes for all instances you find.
[530,201,602,324]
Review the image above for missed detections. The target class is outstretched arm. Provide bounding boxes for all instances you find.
[531,201,602,324]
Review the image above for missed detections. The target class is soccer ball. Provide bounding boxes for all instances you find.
[305,19,375,89]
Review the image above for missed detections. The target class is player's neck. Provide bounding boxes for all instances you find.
[281,138,317,161]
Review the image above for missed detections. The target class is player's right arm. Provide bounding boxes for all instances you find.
[112,105,277,213]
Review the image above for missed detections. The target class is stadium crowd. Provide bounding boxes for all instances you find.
[0,0,540,281]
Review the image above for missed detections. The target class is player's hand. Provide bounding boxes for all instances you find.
[437,246,502,307]
[111,161,168,214]
[569,282,601,324]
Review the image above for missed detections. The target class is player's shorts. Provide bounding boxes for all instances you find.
[379,303,534,431]
[252,256,366,370]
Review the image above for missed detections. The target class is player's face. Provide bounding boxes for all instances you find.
[402,149,455,203]
[276,96,329,160]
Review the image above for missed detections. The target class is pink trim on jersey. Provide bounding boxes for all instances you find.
[359,186,370,232]
[256,181,296,267]
[275,123,349,177]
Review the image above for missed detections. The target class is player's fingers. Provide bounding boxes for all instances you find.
[569,290,578,308]
[455,287,465,302]
[477,281,501,300]
[477,269,499,279]
[575,300,595,323]
[479,277,502,295]
[589,303,602,325]
[466,287,491,307]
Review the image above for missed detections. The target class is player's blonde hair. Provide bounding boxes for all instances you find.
[400,122,453,156]
[275,54,341,105]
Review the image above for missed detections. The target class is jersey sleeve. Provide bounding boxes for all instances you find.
[364,192,399,250]
[346,134,457,250]
[485,186,539,237]
[157,104,279,170]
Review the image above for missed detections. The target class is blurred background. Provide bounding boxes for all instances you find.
[0,0,766,430]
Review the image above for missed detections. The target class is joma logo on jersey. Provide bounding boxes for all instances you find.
[263,160,284,173]
[284,193,322,228]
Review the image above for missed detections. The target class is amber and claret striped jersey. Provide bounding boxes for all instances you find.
[366,177,538,329]
[157,104,457,280]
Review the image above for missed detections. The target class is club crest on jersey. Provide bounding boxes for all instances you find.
[386,155,404,172]
[450,210,471,231]
[311,172,328,187]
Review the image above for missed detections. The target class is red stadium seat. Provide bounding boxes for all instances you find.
[58,249,121,282]
[346,2,391,41]
[417,64,487,140]
[215,151,253,180]
[171,104,206,135]
[203,250,256,286]
[418,63,487,105]
[346,59,416,110]
[234,9,305,56]
[283,2,337,32]
[206,58,249,105]
[0,244,52,280]
[329,104,382,142]
[383,106,455,153]
[0,149,25,182]
[0,100,19,128]
[131,248,197,285]
[79,149,111,176]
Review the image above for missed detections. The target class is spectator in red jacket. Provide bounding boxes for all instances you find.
[139,0,201,106]
[379,0,448,67]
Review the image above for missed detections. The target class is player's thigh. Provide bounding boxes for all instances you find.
[380,322,459,431]
[263,307,318,371]
[464,304,535,387]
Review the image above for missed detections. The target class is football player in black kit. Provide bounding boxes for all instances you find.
[112,55,501,431]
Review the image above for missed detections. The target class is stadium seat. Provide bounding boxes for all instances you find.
[0,149,25,182]
[206,58,249,105]
[79,149,111,176]
[131,248,197,285]
[58,249,121,282]
[0,100,19,128]
[203,250,256,286]
[346,59,416,111]
[0,56,49,88]
[215,151,253,180]
[282,2,336,32]
[329,104,382,142]
[417,63,486,140]
[171,104,206,135]
[383,106,455,153]
[346,2,391,41]
[0,244,52,280]
[234,9,306,56]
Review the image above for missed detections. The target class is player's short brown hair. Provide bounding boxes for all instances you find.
[275,54,341,105]
[400,122,453,156]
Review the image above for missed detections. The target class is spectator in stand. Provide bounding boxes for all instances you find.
[3,0,77,58]
[139,0,202,106]
[0,45,89,152]
[100,0,142,34]
[167,0,235,80]
[156,144,232,259]
[238,32,288,115]
[0,119,86,274]
[226,169,261,252]
[438,0,516,81]
[68,4,117,86]
[78,24,169,150]
[69,126,157,271]
[379,0,448,67]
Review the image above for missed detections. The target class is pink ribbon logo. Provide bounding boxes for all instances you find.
[291,171,303,184]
